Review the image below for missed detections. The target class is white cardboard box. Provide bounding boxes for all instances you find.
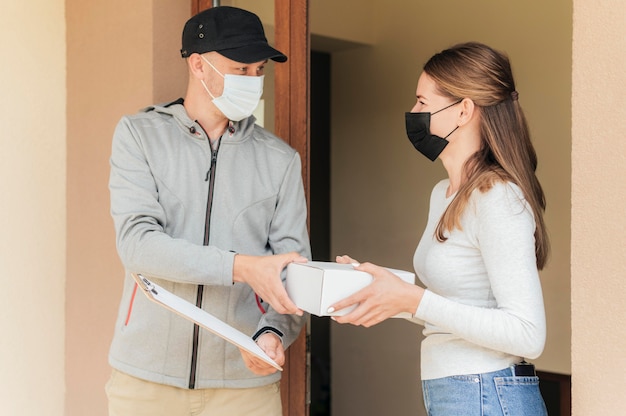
[286,261,415,318]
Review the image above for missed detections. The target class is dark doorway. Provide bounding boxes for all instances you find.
[309,50,332,416]
[537,370,571,416]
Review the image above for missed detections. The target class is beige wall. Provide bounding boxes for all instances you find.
[571,1,626,415]
[65,2,150,414]
[1,1,625,415]
[0,0,67,415]
[315,1,572,414]
[65,1,188,415]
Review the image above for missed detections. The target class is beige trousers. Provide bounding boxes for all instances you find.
[106,369,282,416]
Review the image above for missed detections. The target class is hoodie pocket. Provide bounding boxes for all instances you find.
[124,283,139,326]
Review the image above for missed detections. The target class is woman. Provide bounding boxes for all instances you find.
[330,42,549,415]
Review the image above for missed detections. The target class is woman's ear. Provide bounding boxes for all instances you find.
[458,98,475,126]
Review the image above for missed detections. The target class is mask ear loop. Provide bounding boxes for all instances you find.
[432,99,463,115]
[200,79,218,100]
[199,55,224,100]
[433,99,462,140]
[443,125,459,139]
[201,55,225,78]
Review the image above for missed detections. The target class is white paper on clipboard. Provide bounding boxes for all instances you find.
[132,273,282,371]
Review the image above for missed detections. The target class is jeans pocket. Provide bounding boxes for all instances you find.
[494,376,547,416]
[423,375,482,415]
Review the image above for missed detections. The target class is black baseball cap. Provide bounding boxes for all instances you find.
[180,6,287,63]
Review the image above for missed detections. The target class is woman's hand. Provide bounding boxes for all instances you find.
[330,256,424,327]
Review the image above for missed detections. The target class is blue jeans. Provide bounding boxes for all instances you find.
[422,367,547,416]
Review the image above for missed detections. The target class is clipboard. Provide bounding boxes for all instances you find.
[132,273,282,371]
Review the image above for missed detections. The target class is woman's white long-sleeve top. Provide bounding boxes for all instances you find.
[412,179,546,380]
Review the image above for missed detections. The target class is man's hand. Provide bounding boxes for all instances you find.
[240,332,285,375]
[233,252,307,315]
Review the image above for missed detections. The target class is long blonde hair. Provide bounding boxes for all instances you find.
[425,42,549,269]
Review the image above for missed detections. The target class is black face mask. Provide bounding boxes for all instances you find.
[405,100,461,161]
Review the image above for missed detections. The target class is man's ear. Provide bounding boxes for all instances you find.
[187,54,206,80]
[458,97,475,126]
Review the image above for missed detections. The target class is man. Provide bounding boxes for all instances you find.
[106,6,311,416]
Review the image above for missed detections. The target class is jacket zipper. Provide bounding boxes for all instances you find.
[189,137,220,389]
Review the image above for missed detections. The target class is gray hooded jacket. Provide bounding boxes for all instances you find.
[108,100,310,389]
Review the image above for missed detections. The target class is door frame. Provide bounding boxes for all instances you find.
[274,1,310,415]
[192,1,310,415]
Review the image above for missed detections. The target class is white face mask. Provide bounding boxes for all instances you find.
[200,55,264,121]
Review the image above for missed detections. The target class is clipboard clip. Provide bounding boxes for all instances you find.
[133,273,159,295]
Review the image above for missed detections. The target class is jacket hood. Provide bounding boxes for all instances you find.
[143,98,258,142]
